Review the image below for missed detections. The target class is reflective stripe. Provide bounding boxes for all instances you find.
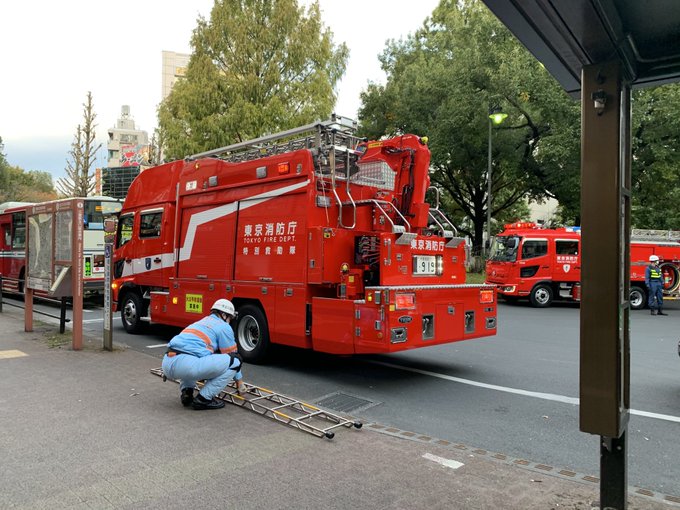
[223,345,238,353]
[182,328,214,352]
[650,268,662,279]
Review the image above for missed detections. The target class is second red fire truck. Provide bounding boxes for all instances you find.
[486,221,680,308]
[112,117,497,362]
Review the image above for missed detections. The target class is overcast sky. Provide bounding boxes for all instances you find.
[0,0,441,181]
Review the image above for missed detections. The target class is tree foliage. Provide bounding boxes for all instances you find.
[57,92,102,197]
[358,0,580,250]
[631,84,680,229]
[0,137,57,203]
[159,0,349,160]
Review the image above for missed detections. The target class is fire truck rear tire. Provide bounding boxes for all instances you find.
[529,284,553,308]
[235,304,270,364]
[629,286,647,310]
[121,291,148,334]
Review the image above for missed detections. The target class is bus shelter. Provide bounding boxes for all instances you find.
[24,199,85,349]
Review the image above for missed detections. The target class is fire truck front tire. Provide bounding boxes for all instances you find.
[529,283,553,308]
[629,286,647,310]
[235,304,270,364]
[121,291,148,334]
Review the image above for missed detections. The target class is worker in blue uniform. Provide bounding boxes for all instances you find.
[162,299,247,410]
[645,255,667,316]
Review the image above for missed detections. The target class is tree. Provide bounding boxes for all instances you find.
[0,137,57,203]
[57,92,102,197]
[0,136,9,196]
[358,0,580,251]
[158,0,349,160]
[631,84,680,229]
[148,127,165,166]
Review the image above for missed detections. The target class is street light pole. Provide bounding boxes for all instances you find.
[486,106,508,257]
[487,118,493,256]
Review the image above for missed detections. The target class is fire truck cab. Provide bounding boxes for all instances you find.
[486,222,680,308]
[112,117,497,362]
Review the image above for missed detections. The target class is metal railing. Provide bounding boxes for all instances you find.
[0,275,72,332]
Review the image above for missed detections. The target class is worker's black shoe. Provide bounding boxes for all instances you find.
[657,310,668,316]
[650,309,657,315]
[192,394,225,410]
[180,387,195,407]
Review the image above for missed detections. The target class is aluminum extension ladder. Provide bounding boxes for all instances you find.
[151,368,362,439]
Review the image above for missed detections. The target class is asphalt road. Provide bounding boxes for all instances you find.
[12,294,680,497]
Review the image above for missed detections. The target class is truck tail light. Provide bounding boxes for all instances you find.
[395,293,416,310]
[479,289,494,304]
[277,162,290,175]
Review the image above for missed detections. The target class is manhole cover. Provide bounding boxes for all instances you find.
[314,392,379,413]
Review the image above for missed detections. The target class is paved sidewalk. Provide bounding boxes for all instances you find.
[0,305,676,509]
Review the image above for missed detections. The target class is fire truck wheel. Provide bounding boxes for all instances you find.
[529,284,553,308]
[121,292,148,334]
[629,286,647,310]
[235,304,270,364]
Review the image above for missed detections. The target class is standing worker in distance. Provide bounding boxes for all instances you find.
[162,299,247,410]
[645,255,667,316]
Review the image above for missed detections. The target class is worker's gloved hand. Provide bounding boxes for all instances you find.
[236,381,247,395]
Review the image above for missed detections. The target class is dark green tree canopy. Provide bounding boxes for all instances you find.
[631,84,680,229]
[159,0,349,160]
[358,0,580,250]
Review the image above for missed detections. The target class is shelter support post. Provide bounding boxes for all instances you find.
[579,61,631,510]
[60,297,67,334]
[24,288,33,332]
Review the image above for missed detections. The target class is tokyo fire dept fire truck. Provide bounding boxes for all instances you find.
[486,221,680,308]
[112,116,497,362]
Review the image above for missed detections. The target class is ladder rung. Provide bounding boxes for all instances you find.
[150,368,362,439]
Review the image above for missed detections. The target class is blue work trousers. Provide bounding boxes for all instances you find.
[162,353,242,400]
[648,282,664,310]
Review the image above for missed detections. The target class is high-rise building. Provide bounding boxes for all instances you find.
[162,51,190,101]
[99,52,190,198]
[106,105,149,168]
[100,106,150,198]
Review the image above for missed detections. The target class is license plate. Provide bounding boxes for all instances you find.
[413,255,436,275]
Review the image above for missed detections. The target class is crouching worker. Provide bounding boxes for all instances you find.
[162,299,246,410]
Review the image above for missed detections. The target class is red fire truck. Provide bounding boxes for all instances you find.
[485,221,680,308]
[0,197,122,296]
[112,117,497,362]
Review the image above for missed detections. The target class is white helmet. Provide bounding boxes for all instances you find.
[649,255,659,262]
[211,299,236,318]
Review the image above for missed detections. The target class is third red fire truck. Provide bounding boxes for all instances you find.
[112,117,497,362]
[486,221,680,308]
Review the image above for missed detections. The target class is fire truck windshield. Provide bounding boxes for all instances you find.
[489,235,519,262]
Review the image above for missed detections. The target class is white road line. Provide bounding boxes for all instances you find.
[422,453,464,470]
[82,318,104,323]
[146,343,169,349]
[369,360,680,425]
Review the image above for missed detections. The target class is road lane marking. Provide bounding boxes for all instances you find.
[0,350,28,359]
[369,360,680,424]
[82,318,104,323]
[422,453,464,470]
[146,343,169,349]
